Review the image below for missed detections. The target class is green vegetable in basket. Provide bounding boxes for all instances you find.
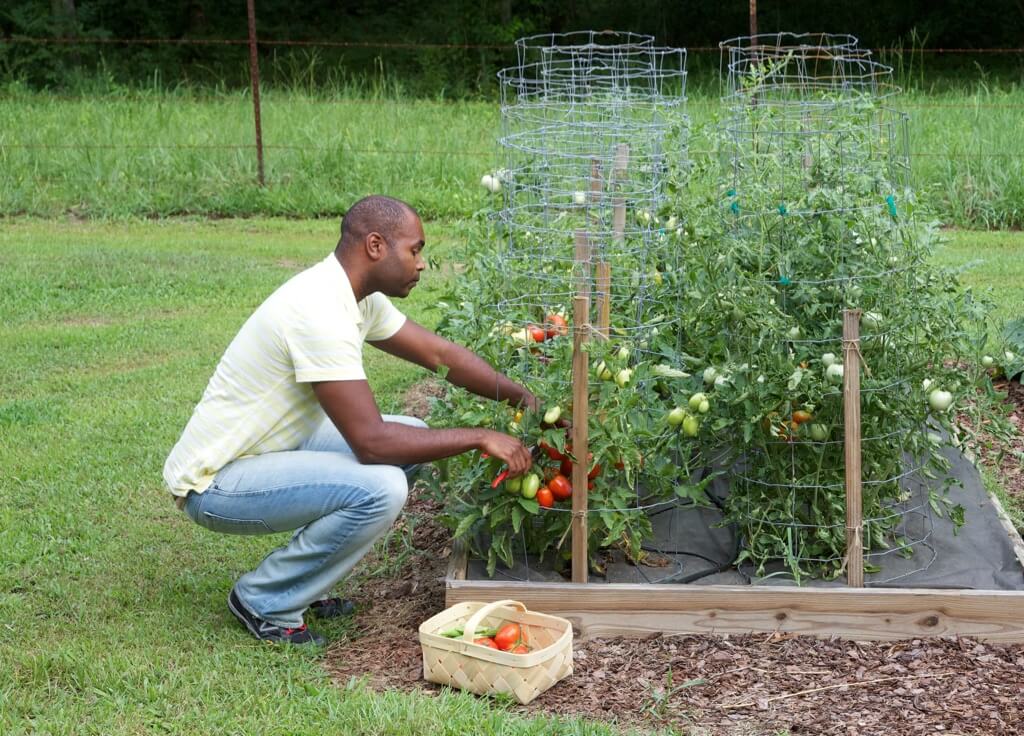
[440,626,497,639]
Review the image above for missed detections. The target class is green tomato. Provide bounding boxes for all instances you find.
[826,363,844,384]
[682,414,700,437]
[616,346,630,362]
[821,352,837,367]
[698,399,710,414]
[521,473,540,499]
[862,311,882,330]
[614,368,633,388]
[808,423,829,442]
[543,405,562,424]
[928,389,954,412]
[666,406,686,426]
[981,355,995,368]
[505,475,522,494]
[786,326,801,340]
[702,367,718,385]
[595,360,613,381]
[688,392,708,411]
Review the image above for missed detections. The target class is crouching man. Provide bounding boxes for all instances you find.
[164,195,535,645]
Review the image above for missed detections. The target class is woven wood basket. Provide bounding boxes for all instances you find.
[418,599,574,704]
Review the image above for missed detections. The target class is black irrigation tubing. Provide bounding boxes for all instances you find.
[4,37,1024,53]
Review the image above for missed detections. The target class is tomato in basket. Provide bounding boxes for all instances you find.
[494,623,522,651]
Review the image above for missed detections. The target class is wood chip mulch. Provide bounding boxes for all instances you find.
[323,380,1024,735]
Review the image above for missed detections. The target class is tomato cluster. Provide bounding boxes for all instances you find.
[473,621,530,654]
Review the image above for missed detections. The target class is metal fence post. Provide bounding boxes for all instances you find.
[246,0,266,187]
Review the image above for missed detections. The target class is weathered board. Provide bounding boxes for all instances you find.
[445,542,1024,643]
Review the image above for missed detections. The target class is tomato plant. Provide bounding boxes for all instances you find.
[427,80,1011,583]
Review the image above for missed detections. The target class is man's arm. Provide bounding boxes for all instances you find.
[312,379,533,474]
[369,319,539,411]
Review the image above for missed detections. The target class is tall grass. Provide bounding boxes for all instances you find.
[1,81,1023,227]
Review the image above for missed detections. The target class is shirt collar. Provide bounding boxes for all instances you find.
[325,253,363,325]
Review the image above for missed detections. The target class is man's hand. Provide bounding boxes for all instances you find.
[371,320,538,410]
[477,429,533,477]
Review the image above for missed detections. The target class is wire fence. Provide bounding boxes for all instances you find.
[4,37,1024,53]
[2,29,1023,226]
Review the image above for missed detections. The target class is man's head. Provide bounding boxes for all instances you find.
[336,195,426,298]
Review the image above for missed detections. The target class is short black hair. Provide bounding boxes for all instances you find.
[338,195,418,249]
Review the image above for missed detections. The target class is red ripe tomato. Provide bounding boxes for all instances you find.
[544,313,569,338]
[559,458,573,477]
[540,442,565,461]
[511,644,530,654]
[548,474,572,501]
[474,637,499,649]
[587,480,594,491]
[536,487,554,508]
[493,623,521,651]
[528,324,546,343]
[588,461,602,480]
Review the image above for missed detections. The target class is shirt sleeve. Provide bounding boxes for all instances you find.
[363,293,407,341]
[284,312,367,383]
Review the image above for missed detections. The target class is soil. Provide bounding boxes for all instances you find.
[400,376,446,420]
[323,381,1024,735]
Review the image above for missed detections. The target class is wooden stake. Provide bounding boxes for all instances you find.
[843,309,864,588]
[589,159,602,201]
[611,144,630,246]
[571,230,592,584]
[599,143,627,340]
[595,262,611,338]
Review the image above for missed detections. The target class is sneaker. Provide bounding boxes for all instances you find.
[228,588,325,646]
[308,596,356,619]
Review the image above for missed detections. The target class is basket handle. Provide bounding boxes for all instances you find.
[462,599,528,642]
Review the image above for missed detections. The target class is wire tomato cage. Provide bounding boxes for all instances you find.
[702,34,958,585]
[460,32,703,583]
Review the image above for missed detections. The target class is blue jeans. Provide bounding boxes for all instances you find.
[184,414,425,627]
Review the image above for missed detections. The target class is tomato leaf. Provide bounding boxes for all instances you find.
[454,511,480,540]
[511,505,525,533]
[517,497,539,514]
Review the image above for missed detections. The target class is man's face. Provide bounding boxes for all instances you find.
[380,213,427,298]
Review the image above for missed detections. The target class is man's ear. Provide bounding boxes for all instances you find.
[365,231,387,261]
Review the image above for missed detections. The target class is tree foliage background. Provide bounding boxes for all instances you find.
[2,1,1023,94]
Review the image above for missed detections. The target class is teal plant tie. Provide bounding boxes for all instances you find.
[779,275,791,286]
[730,201,740,214]
[778,203,787,215]
[726,188,736,197]
[885,195,898,218]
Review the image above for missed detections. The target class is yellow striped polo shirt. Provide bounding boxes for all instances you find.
[163,253,406,501]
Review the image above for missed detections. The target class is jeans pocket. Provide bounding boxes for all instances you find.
[199,510,273,535]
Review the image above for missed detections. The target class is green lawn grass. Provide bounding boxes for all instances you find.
[2,85,1023,227]
[1,218,1019,735]
[0,218,664,736]
[935,229,1024,329]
